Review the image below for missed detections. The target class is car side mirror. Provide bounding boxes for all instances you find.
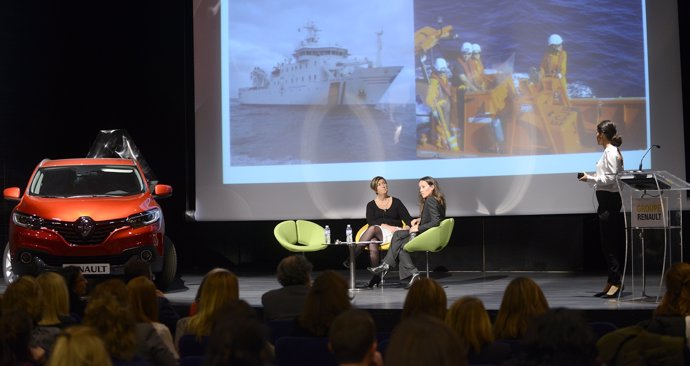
[153,184,173,199]
[3,187,21,201]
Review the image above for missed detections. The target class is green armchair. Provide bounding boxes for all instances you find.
[403,218,454,277]
[274,220,329,253]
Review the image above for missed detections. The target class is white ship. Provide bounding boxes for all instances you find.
[238,22,402,105]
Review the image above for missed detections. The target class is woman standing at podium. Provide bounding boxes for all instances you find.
[579,120,624,298]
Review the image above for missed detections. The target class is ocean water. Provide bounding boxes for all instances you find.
[415,0,645,98]
[230,101,417,166]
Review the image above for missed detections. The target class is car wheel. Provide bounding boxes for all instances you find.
[155,236,177,290]
[3,243,18,284]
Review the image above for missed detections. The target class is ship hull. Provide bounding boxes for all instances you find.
[238,66,402,105]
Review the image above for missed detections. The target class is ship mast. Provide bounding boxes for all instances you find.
[376,29,383,67]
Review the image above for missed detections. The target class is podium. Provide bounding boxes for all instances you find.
[616,170,690,302]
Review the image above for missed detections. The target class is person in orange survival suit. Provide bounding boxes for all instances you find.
[539,33,570,107]
[425,57,459,151]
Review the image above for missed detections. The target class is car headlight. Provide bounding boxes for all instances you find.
[126,208,161,228]
[13,212,44,230]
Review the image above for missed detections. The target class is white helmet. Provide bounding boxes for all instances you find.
[471,43,481,54]
[548,34,563,46]
[434,58,449,72]
[461,42,472,54]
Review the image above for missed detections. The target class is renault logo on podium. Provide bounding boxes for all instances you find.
[76,216,96,237]
[631,198,667,228]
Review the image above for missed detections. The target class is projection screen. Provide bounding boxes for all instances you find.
[192,0,684,221]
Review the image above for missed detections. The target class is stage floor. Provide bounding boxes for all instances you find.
[161,270,662,312]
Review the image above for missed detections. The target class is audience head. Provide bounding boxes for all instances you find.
[83,280,136,361]
[47,325,113,366]
[189,268,239,337]
[123,258,153,283]
[194,267,231,302]
[418,176,445,208]
[36,271,71,325]
[205,299,271,366]
[88,278,129,306]
[517,308,598,366]
[60,266,88,297]
[655,262,690,317]
[127,276,159,323]
[329,309,380,365]
[299,270,351,337]
[276,255,313,287]
[494,276,549,339]
[402,277,447,320]
[1,275,42,321]
[445,296,493,355]
[385,315,466,366]
[0,309,36,365]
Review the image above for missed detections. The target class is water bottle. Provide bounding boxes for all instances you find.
[324,225,331,244]
[345,224,353,243]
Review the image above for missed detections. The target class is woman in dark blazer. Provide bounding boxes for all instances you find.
[368,176,446,289]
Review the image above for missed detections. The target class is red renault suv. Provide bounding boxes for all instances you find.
[3,158,177,289]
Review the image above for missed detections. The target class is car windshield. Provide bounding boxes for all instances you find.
[29,165,145,197]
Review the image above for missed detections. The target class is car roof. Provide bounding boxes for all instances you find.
[38,158,137,168]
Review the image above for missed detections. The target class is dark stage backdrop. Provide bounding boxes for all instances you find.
[1,1,688,276]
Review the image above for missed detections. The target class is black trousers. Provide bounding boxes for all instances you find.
[596,190,624,285]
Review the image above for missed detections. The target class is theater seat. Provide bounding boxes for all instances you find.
[274,336,337,366]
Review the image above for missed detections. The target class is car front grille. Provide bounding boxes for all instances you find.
[42,218,129,245]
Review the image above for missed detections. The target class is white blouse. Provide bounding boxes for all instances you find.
[587,144,624,192]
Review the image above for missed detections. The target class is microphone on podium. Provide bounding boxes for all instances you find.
[637,144,661,171]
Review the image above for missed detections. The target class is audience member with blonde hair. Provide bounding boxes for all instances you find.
[401,277,447,320]
[32,272,78,355]
[36,272,78,328]
[446,296,511,364]
[127,276,179,359]
[493,277,549,340]
[47,325,113,366]
[292,270,351,337]
[385,315,466,366]
[175,268,239,355]
[84,279,176,366]
[1,275,42,321]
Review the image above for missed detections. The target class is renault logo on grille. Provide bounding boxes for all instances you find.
[76,216,95,237]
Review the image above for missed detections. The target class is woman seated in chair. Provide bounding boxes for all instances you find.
[369,176,446,289]
[348,176,412,288]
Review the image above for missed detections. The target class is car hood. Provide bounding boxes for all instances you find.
[16,194,157,222]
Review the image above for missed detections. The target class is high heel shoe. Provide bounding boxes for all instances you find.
[404,272,420,289]
[367,262,389,276]
[602,284,623,299]
[367,274,381,288]
[594,283,612,297]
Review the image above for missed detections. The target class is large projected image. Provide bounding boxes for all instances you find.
[221,0,649,185]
